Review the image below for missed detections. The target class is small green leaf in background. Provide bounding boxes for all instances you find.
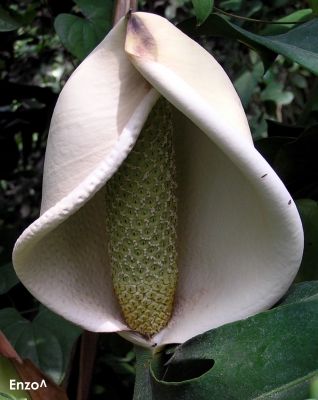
[265,120,303,139]
[296,199,318,282]
[254,136,296,166]
[0,227,20,266]
[233,61,264,108]
[273,124,318,197]
[308,0,318,17]
[54,0,115,60]
[291,72,308,89]
[0,264,19,294]
[9,3,38,27]
[192,0,214,26]
[310,377,318,398]
[297,80,318,126]
[101,350,135,379]
[0,355,31,400]
[261,9,312,36]
[0,306,83,384]
[260,81,294,105]
[0,227,21,293]
[0,5,20,32]
[219,0,241,11]
[0,393,27,400]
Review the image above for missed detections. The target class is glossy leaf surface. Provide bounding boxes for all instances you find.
[54,0,114,60]
[192,0,214,25]
[0,306,82,384]
[134,282,318,399]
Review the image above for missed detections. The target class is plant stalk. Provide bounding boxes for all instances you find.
[113,0,137,26]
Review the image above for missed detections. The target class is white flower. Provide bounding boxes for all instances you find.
[13,12,303,348]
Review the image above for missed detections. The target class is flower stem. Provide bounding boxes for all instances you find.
[113,0,137,27]
[133,345,154,400]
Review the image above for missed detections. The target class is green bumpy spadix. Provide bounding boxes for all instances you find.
[105,97,178,336]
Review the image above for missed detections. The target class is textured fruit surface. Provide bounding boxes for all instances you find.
[105,97,178,336]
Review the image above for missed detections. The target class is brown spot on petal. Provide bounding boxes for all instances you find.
[126,13,157,60]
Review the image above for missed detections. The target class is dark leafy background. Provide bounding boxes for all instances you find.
[1,0,318,399]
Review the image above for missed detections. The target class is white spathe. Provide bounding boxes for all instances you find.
[13,12,303,348]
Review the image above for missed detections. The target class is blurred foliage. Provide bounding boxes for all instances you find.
[0,0,84,398]
[0,0,318,399]
[90,334,134,400]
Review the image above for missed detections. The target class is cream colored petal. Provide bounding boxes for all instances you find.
[123,13,303,346]
[13,88,160,333]
[13,14,161,335]
[154,108,303,345]
[125,12,252,144]
[41,16,152,213]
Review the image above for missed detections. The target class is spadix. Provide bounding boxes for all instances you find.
[105,98,178,336]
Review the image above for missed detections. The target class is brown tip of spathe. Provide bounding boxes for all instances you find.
[126,9,132,19]
[126,13,157,59]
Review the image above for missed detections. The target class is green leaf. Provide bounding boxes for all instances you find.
[141,282,318,400]
[254,136,296,166]
[0,227,22,293]
[291,73,308,89]
[0,263,20,294]
[271,124,318,197]
[243,0,262,19]
[0,227,20,266]
[261,9,312,36]
[260,82,294,105]
[0,394,27,400]
[308,0,318,17]
[277,281,318,305]
[297,81,318,126]
[0,306,83,384]
[266,120,303,138]
[233,61,264,108]
[10,3,38,27]
[54,0,114,60]
[192,0,214,26]
[0,355,31,400]
[296,200,318,282]
[178,14,318,75]
[219,0,241,11]
[253,123,318,198]
[0,5,20,32]
[249,113,267,140]
[310,377,318,398]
